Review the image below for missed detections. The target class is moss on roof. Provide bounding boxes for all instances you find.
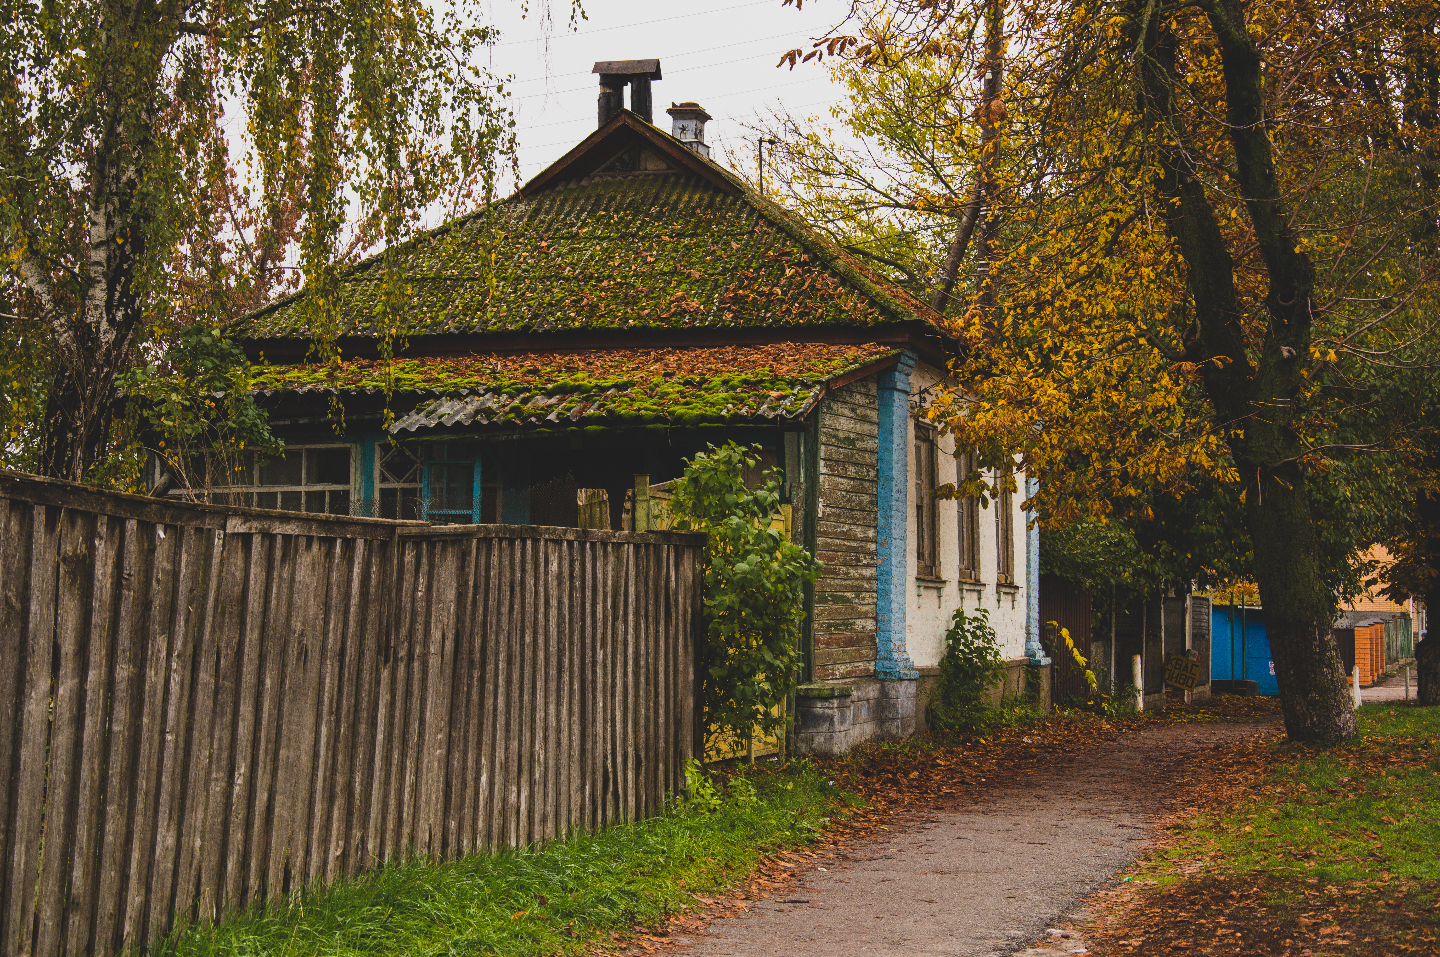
[243,172,946,339]
[252,342,899,429]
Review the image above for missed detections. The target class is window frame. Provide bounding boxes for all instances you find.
[376,441,423,521]
[420,444,484,526]
[956,451,982,582]
[914,421,939,579]
[211,443,357,516]
[996,467,1016,585]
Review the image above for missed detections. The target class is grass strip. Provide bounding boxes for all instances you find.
[1091,701,1440,956]
[156,763,848,957]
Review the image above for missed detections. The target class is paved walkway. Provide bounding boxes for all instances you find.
[658,720,1280,957]
[1363,667,1420,703]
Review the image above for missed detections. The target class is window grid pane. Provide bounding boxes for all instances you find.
[377,443,424,520]
[209,446,354,517]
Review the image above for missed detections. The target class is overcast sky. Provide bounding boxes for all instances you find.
[481,0,852,188]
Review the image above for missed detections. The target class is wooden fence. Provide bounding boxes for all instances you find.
[1039,574,1093,706]
[0,472,703,957]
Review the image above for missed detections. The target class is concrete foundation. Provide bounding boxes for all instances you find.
[915,659,1050,732]
[794,676,918,754]
[799,659,1052,750]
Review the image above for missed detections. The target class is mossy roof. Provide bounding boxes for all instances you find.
[251,342,899,430]
[242,116,946,340]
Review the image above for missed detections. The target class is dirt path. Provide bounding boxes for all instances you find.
[658,718,1281,957]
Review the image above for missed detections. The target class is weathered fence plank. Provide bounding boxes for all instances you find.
[0,472,701,957]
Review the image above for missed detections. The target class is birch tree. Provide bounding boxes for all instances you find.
[0,0,517,481]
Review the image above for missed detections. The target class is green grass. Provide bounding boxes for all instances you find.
[1157,702,1440,887]
[157,763,848,957]
[1092,704,1440,955]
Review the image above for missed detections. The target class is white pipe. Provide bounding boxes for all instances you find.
[1132,654,1144,712]
[1352,665,1363,710]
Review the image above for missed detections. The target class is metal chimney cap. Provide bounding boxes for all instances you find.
[592,59,662,79]
[666,102,712,121]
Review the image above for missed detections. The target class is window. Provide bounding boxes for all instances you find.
[996,467,1016,585]
[914,424,939,578]
[214,445,355,515]
[416,443,499,525]
[377,442,422,520]
[422,444,481,525]
[957,451,981,581]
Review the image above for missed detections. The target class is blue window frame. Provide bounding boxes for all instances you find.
[421,445,483,525]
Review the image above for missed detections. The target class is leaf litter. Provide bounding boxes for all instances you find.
[615,694,1291,956]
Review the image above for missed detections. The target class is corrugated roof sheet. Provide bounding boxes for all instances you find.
[243,174,944,340]
[251,342,899,431]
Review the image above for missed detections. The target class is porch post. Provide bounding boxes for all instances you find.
[1024,473,1050,664]
[875,351,918,680]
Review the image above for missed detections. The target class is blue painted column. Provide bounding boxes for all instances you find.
[1024,473,1050,665]
[875,351,919,681]
[359,435,380,517]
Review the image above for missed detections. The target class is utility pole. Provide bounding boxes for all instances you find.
[757,136,779,196]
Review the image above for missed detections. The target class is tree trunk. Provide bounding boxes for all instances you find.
[1243,462,1357,737]
[1417,454,1440,706]
[37,358,122,484]
[1418,631,1440,706]
[1136,1,1357,740]
[930,0,1004,315]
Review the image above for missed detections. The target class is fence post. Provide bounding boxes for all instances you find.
[633,475,651,532]
[1132,655,1143,712]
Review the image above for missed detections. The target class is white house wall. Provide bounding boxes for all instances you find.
[905,361,1029,668]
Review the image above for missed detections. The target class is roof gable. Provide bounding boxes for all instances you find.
[519,110,740,198]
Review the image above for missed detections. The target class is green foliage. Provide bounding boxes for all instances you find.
[0,0,525,480]
[1102,683,1142,718]
[0,305,49,473]
[667,442,822,755]
[1144,704,1440,887]
[119,324,283,494]
[157,763,842,957]
[985,697,1049,729]
[927,606,1007,733]
[681,758,723,814]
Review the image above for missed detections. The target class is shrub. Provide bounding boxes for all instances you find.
[927,606,1008,732]
[668,442,822,756]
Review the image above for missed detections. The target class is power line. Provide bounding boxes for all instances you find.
[515,51,815,113]
[520,80,833,153]
[510,32,802,85]
[495,0,776,46]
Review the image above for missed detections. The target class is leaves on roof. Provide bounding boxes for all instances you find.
[244,177,942,339]
[253,343,900,429]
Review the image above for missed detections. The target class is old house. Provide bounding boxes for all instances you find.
[223,60,1042,752]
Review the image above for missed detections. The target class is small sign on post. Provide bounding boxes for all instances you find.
[1164,653,1200,692]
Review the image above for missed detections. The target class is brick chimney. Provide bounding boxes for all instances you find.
[666,102,711,158]
[593,59,662,126]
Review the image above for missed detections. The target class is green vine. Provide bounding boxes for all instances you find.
[927,606,1008,732]
[668,442,822,757]
[120,324,283,496]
